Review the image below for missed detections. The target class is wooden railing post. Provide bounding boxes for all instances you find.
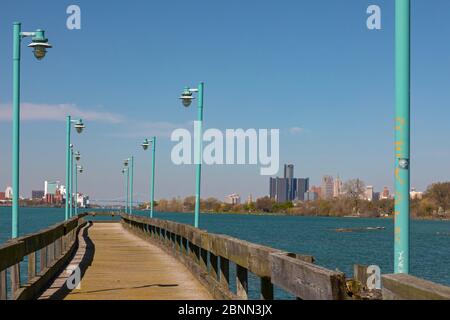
[200,249,208,271]
[175,234,182,254]
[189,242,200,264]
[39,246,48,273]
[261,277,274,300]
[182,237,188,256]
[236,264,248,299]
[220,257,230,289]
[210,253,219,281]
[10,263,21,298]
[28,252,36,281]
[0,270,7,300]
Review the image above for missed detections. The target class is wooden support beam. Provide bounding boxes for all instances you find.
[236,264,248,299]
[200,249,208,271]
[0,270,7,300]
[261,277,274,300]
[220,257,230,289]
[210,253,219,281]
[10,263,21,298]
[39,247,47,273]
[27,252,36,281]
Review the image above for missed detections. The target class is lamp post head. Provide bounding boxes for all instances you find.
[27,29,52,60]
[142,138,150,150]
[75,151,81,161]
[180,87,194,107]
[124,159,129,167]
[78,165,83,173]
[74,119,85,134]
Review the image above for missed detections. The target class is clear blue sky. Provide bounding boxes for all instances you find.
[1,0,450,203]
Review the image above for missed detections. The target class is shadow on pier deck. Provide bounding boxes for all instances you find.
[40,221,211,300]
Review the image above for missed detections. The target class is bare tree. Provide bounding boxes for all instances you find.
[343,179,366,214]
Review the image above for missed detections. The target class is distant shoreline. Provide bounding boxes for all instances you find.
[1,206,448,222]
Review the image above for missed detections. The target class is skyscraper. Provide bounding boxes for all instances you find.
[284,164,294,179]
[333,175,343,198]
[321,175,334,200]
[365,186,374,201]
[269,164,309,203]
[296,178,310,201]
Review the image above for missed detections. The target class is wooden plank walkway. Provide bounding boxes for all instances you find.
[39,222,212,300]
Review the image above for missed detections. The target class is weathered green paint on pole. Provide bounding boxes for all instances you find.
[69,148,73,217]
[130,156,134,215]
[194,82,204,228]
[150,137,156,218]
[65,116,71,220]
[74,165,78,216]
[395,0,410,274]
[123,168,128,214]
[12,22,21,238]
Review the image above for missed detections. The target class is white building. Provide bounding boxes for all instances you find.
[410,188,423,200]
[333,175,344,198]
[225,194,241,205]
[321,176,334,200]
[365,186,374,202]
[76,193,89,208]
[4,186,13,199]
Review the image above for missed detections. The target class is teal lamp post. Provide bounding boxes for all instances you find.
[124,157,134,214]
[394,0,411,274]
[11,23,52,238]
[65,118,85,220]
[74,151,81,216]
[122,167,129,214]
[142,137,157,218]
[75,164,83,216]
[179,82,204,228]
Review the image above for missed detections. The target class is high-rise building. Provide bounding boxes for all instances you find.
[321,176,334,200]
[284,164,294,179]
[4,186,13,199]
[247,194,253,205]
[270,164,309,203]
[296,178,310,201]
[365,186,374,201]
[270,177,288,202]
[32,190,45,199]
[333,175,344,198]
[225,194,241,205]
[380,187,391,200]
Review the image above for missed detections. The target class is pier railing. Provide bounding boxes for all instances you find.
[0,214,87,300]
[120,214,348,300]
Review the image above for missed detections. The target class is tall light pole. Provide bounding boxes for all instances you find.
[124,158,134,214]
[179,82,204,228]
[75,164,83,216]
[69,146,73,217]
[12,22,52,238]
[130,156,134,214]
[394,0,411,274]
[122,167,129,214]
[65,118,85,220]
[142,137,157,218]
[74,151,81,216]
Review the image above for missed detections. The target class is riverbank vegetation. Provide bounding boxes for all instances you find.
[139,182,450,219]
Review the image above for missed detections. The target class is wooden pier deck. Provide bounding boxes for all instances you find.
[39,222,212,300]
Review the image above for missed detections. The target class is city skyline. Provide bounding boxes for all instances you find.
[1,1,450,202]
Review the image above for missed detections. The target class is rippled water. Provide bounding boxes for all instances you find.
[1,207,449,299]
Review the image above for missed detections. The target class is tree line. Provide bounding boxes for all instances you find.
[138,181,450,219]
